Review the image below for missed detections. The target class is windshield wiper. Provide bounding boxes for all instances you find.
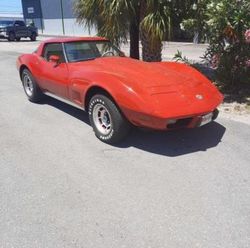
[70,57,96,62]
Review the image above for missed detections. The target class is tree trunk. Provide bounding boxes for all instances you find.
[140,0,162,62]
[129,19,140,59]
[141,31,162,61]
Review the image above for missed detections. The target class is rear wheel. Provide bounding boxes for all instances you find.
[88,94,131,144]
[8,32,15,41]
[30,32,37,41]
[21,69,43,102]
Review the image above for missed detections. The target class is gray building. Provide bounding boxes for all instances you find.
[21,0,96,36]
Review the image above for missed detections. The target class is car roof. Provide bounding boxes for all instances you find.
[44,37,109,44]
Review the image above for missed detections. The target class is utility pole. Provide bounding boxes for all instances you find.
[38,0,43,33]
[60,0,65,35]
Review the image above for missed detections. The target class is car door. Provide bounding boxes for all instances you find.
[38,43,69,99]
[14,21,27,37]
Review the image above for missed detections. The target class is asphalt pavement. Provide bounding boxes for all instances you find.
[0,38,249,248]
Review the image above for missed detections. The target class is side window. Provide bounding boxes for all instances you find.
[15,21,25,27]
[42,43,65,63]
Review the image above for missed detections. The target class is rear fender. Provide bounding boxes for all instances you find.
[17,54,40,80]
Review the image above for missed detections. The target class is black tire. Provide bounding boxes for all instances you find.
[88,94,131,144]
[30,33,37,41]
[21,69,43,102]
[16,37,21,41]
[8,32,15,41]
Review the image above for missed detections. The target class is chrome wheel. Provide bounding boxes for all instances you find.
[23,73,34,97]
[92,103,112,135]
[89,95,131,143]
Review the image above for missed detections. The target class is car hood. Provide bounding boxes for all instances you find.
[93,57,200,88]
[73,57,210,94]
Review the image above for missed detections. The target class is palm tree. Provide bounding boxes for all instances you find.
[74,0,172,61]
[74,0,104,33]
[98,0,141,59]
[140,0,170,61]
[74,0,139,58]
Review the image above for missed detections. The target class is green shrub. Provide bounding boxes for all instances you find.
[204,0,250,90]
[180,0,250,90]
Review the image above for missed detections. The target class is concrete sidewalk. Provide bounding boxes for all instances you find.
[122,41,208,62]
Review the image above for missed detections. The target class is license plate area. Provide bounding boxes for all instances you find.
[200,112,213,126]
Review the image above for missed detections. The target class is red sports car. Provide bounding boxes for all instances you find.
[17,37,223,143]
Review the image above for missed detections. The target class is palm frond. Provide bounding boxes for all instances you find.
[140,1,170,46]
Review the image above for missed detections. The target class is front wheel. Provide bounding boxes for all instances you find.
[30,33,37,41]
[21,69,43,102]
[88,95,131,144]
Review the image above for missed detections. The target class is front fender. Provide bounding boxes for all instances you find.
[69,71,155,117]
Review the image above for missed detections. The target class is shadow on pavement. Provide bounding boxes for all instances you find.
[117,122,225,156]
[43,96,226,157]
[44,96,90,123]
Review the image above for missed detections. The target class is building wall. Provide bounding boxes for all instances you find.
[21,0,43,30]
[43,18,96,36]
[22,0,96,36]
[40,0,74,19]
[21,0,42,19]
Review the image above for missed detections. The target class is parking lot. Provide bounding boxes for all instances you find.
[0,38,250,248]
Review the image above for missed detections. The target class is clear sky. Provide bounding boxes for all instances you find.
[0,0,22,14]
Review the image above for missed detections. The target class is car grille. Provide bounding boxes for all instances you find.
[167,118,193,129]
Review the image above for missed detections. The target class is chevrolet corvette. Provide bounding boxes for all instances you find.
[17,37,223,143]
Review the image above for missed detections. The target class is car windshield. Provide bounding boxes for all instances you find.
[64,41,122,62]
[0,20,13,27]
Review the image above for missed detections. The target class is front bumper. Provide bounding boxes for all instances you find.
[0,31,8,38]
[167,109,219,129]
[123,107,220,130]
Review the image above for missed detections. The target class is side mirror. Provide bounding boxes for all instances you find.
[49,55,60,65]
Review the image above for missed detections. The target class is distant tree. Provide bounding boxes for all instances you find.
[180,0,211,43]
